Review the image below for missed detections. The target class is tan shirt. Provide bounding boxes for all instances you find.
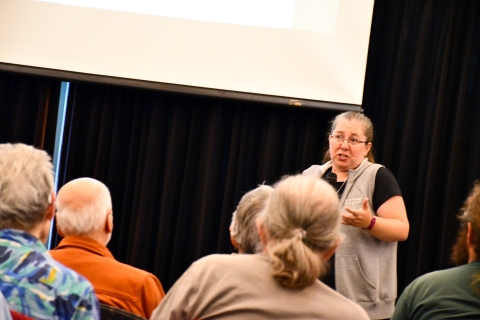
[50,236,164,319]
[151,253,369,320]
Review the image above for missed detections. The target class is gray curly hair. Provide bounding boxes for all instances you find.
[0,143,54,231]
[230,185,273,254]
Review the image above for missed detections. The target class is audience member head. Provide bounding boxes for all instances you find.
[257,175,341,289]
[452,181,480,266]
[56,178,113,245]
[450,181,480,295]
[0,143,55,243]
[230,185,273,254]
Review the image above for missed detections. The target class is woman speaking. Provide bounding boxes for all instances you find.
[303,111,409,319]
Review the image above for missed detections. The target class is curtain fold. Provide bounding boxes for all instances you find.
[0,72,60,155]
[55,82,336,289]
[363,0,480,289]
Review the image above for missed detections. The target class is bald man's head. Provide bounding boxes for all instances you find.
[56,178,112,241]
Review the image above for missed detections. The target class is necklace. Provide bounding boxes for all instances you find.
[337,180,347,194]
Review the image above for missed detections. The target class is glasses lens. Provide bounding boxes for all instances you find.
[332,135,343,144]
[331,135,362,145]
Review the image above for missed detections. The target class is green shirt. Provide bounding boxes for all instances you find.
[392,261,480,320]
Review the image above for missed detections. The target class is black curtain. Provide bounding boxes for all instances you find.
[54,82,336,289]
[0,71,60,155]
[363,0,480,291]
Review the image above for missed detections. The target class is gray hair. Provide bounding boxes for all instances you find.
[261,175,340,289]
[55,178,112,236]
[230,185,273,253]
[0,143,54,231]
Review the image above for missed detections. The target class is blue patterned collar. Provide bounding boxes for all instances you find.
[0,228,47,253]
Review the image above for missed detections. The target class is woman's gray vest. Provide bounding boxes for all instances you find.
[303,159,397,319]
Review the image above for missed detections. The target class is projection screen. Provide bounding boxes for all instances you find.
[0,0,375,110]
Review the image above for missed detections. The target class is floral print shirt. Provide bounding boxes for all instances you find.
[0,229,99,320]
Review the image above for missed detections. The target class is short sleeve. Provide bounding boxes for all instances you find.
[372,167,402,212]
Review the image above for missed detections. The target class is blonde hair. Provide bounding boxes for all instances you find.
[0,143,54,231]
[261,175,340,289]
[323,111,375,163]
[230,185,273,253]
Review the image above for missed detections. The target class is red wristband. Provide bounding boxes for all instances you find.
[363,216,376,231]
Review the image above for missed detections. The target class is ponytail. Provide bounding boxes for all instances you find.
[267,237,325,289]
[261,175,340,290]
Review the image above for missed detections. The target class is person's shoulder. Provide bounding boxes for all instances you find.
[3,239,84,286]
[1,246,97,318]
[303,162,332,177]
[395,267,464,318]
[303,165,322,176]
[42,255,98,313]
[309,280,369,319]
[47,255,95,291]
[363,161,384,172]
[418,264,478,282]
[192,253,268,274]
[111,257,153,275]
[194,252,260,265]
[98,255,164,289]
[376,166,394,175]
[374,166,397,182]
[404,267,459,294]
[374,166,402,191]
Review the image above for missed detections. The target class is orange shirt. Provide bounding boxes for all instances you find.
[50,236,164,319]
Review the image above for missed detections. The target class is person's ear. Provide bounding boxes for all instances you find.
[230,235,238,248]
[105,209,113,233]
[256,216,268,246]
[45,192,56,221]
[321,238,341,261]
[365,142,372,155]
[56,225,65,238]
[322,245,338,261]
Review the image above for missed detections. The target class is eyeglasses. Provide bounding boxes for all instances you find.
[329,134,368,146]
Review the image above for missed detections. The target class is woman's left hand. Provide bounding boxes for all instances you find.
[342,196,409,242]
[341,198,371,229]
